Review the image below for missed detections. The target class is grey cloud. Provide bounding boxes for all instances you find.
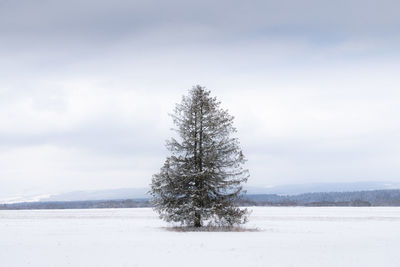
[1,0,400,197]
[2,0,399,82]
[0,118,167,156]
[1,0,399,43]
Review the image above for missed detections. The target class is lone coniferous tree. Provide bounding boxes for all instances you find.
[150,85,249,227]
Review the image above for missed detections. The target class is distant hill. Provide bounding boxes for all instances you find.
[245,181,400,195]
[2,189,400,210]
[2,181,400,204]
[0,199,151,210]
[41,188,149,202]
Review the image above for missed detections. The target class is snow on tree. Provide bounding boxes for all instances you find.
[150,85,249,227]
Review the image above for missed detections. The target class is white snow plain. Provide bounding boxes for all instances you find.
[1,207,399,267]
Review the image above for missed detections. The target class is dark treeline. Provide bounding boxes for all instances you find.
[1,190,400,210]
[0,199,151,210]
[241,189,400,206]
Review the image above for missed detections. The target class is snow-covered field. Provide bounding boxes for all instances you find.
[1,207,399,267]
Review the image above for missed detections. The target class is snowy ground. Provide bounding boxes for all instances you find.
[1,207,399,267]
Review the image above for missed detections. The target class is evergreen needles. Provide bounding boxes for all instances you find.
[150,85,249,227]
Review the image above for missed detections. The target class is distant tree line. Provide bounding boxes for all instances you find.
[1,190,400,210]
[0,199,151,210]
[240,189,400,206]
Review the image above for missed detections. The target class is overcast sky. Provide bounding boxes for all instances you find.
[1,0,400,198]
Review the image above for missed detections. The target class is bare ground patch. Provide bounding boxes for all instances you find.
[162,226,260,232]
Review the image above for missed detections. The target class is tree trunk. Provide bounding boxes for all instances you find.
[194,212,201,227]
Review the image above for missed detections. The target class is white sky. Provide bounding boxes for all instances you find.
[1,0,400,198]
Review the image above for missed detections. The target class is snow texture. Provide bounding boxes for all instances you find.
[1,207,399,266]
